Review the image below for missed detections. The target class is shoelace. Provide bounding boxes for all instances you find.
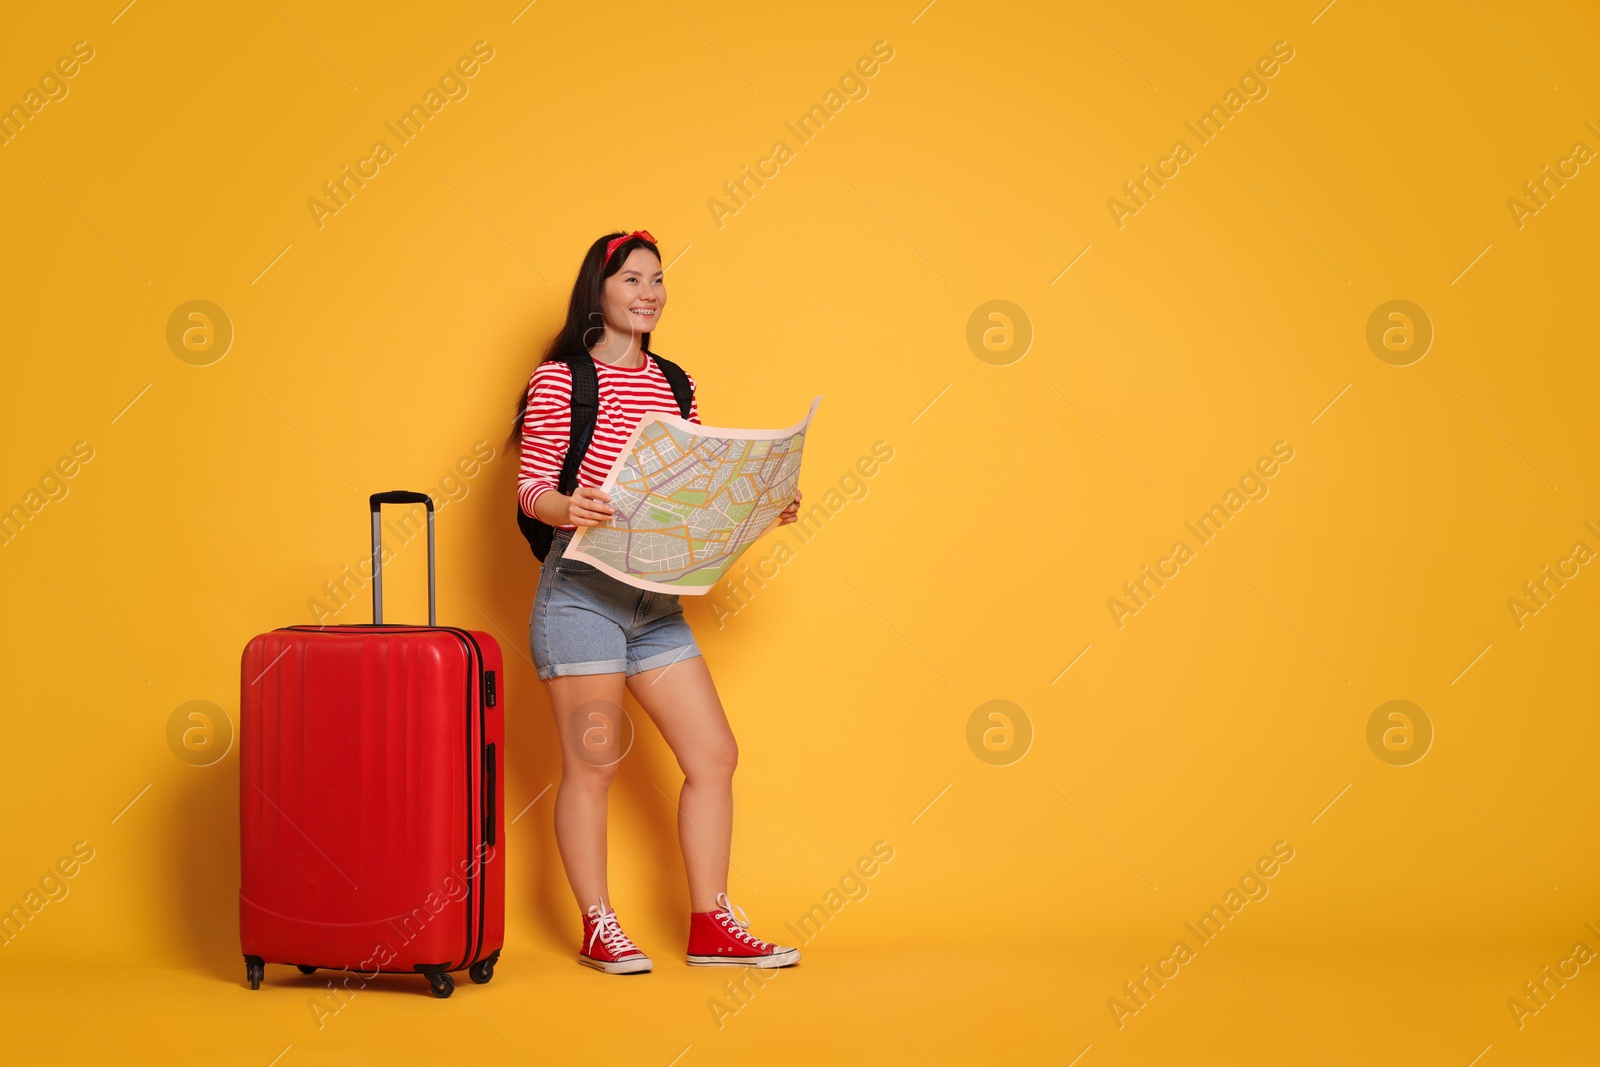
[713,892,771,949]
[586,901,641,957]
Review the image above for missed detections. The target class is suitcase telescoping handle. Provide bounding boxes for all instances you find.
[369,491,436,626]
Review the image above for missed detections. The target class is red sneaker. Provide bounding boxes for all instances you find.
[686,893,800,968]
[580,901,653,974]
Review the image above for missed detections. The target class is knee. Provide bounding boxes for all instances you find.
[562,757,619,791]
[687,734,738,785]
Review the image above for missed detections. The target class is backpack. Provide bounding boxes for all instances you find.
[517,351,695,561]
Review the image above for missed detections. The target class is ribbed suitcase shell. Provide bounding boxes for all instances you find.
[239,623,504,982]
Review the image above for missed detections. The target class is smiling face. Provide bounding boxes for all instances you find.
[599,246,665,340]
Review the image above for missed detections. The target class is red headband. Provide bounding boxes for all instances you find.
[604,229,656,265]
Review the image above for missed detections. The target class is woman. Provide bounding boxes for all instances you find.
[509,230,803,974]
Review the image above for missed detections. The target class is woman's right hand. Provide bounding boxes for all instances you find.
[564,485,614,526]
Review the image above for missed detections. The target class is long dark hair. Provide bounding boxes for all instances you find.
[506,231,659,455]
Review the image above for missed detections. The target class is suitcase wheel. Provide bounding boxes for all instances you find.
[297,965,317,975]
[244,955,265,990]
[426,972,455,999]
[468,954,498,985]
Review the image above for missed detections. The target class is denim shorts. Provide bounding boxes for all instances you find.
[529,527,702,681]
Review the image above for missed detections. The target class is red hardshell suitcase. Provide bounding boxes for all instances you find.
[239,491,504,998]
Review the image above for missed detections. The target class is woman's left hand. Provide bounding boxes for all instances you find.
[777,488,801,526]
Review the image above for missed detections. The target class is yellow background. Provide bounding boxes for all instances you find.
[2,1,1597,1064]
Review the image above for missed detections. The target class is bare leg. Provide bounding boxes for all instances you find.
[626,656,737,912]
[544,671,630,911]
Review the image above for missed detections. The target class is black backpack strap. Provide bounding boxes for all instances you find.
[649,352,695,419]
[557,354,600,494]
[517,354,601,562]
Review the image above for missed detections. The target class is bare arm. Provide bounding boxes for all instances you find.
[534,485,615,527]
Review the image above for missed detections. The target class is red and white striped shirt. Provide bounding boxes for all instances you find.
[517,354,700,529]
